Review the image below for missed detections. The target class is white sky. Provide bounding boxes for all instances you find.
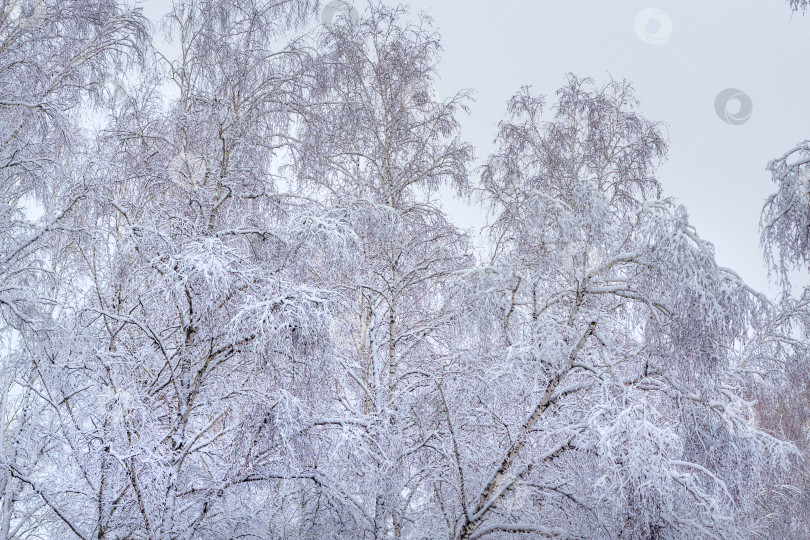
[139,0,810,295]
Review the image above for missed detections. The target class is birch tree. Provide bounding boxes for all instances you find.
[441,77,796,539]
[757,136,810,537]
[0,2,145,538]
[292,3,475,537]
[22,1,347,538]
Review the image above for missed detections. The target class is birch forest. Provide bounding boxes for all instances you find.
[0,0,808,538]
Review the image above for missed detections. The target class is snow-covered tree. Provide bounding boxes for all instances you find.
[757,141,810,538]
[22,1,346,538]
[291,3,475,536]
[0,2,145,537]
[440,76,796,539]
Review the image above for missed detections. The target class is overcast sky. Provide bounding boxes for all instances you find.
[141,0,810,295]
